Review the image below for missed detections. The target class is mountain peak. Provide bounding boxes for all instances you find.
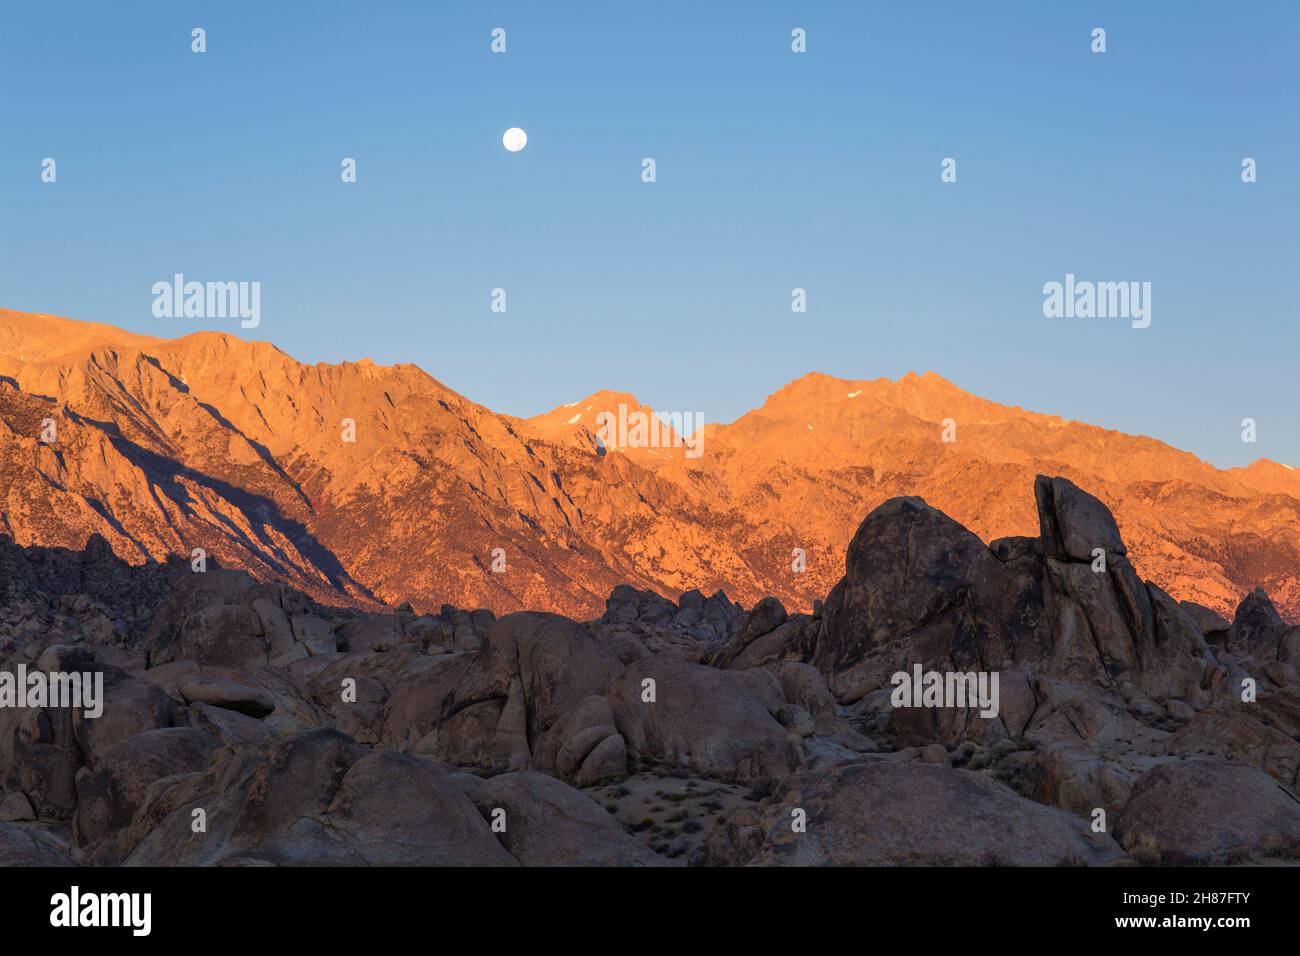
[529,390,646,422]
[751,370,969,421]
[1228,458,1300,497]
[524,390,654,451]
[0,309,160,364]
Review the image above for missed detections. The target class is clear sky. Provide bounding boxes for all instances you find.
[1,1,1296,468]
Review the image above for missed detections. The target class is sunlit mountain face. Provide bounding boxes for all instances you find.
[3,309,1296,623]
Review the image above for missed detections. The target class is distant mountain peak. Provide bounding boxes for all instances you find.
[1,308,1296,622]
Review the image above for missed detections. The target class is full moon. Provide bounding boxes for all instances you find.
[502,127,527,152]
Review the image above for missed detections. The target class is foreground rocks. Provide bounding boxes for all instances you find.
[1,475,1297,866]
[1115,760,1300,864]
[711,760,1125,866]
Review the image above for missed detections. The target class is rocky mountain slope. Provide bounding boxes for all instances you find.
[2,308,1298,622]
[2,477,1297,866]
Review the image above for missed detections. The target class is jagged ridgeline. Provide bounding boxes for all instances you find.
[3,310,1299,622]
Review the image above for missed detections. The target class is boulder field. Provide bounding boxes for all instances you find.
[1,476,1297,866]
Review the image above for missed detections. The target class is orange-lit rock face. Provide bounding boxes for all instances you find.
[2,309,1297,621]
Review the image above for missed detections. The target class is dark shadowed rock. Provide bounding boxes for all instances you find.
[730,597,788,649]
[1029,741,1133,817]
[1230,588,1289,658]
[74,727,218,851]
[608,655,800,781]
[0,701,77,821]
[1035,475,1125,561]
[1116,760,1300,863]
[725,617,808,670]
[599,586,741,644]
[1024,680,1143,748]
[141,571,258,660]
[553,695,627,787]
[468,771,663,866]
[378,653,474,752]
[1166,688,1300,786]
[1283,628,1300,666]
[749,760,1125,866]
[1180,601,1231,641]
[322,751,516,865]
[0,792,35,822]
[123,731,517,866]
[0,823,76,865]
[428,612,624,774]
[812,496,1029,697]
[123,728,368,865]
[1033,486,1208,699]
[335,615,401,653]
[74,677,182,768]
[768,661,837,720]
[177,673,275,718]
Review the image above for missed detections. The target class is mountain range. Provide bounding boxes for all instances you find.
[1,308,1297,622]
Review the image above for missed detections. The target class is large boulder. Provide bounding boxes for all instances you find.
[552,695,628,787]
[320,751,517,865]
[1035,475,1125,562]
[1033,477,1208,698]
[1180,601,1230,642]
[714,597,788,665]
[123,727,368,865]
[725,617,808,670]
[378,653,474,752]
[467,772,664,866]
[811,497,1032,698]
[176,672,276,718]
[746,760,1125,866]
[608,655,800,781]
[141,570,260,665]
[1028,740,1134,817]
[74,674,182,768]
[1116,760,1300,863]
[1024,679,1144,748]
[0,693,81,821]
[121,729,515,865]
[1229,588,1290,659]
[298,646,431,745]
[74,727,219,852]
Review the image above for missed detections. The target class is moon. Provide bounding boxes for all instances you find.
[502,127,527,152]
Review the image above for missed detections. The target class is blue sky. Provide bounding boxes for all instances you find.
[1,1,1296,467]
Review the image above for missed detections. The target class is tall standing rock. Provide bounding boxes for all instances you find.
[1034,475,1207,699]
